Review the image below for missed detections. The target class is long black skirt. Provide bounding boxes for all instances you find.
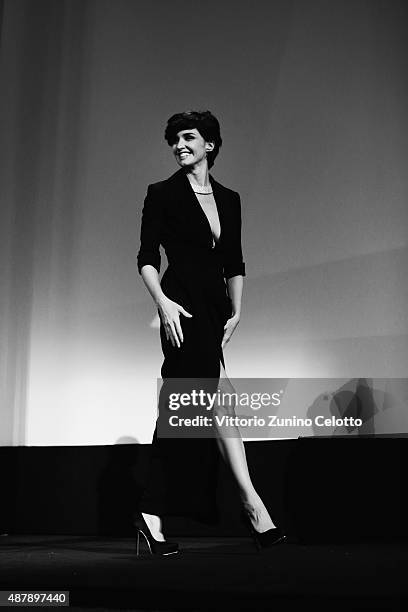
[138,259,232,524]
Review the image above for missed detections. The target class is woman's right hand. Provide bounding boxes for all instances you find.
[157,295,193,348]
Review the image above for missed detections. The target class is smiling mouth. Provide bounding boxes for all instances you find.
[178,152,191,158]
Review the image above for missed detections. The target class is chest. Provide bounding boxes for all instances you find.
[193,193,221,241]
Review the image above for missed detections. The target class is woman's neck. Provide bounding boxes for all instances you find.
[185,161,210,188]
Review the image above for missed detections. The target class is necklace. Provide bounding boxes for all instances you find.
[189,184,213,195]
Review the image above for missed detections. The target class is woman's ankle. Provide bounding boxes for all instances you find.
[239,487,261,507]
[239,493,277,531]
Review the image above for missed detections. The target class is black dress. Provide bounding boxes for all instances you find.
[136,167,245,524]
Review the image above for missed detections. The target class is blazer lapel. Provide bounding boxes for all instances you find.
[209,174,226,244]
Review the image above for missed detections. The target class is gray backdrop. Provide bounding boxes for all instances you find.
[1,0,407,445]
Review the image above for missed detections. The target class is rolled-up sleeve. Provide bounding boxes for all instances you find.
[137,185,163,275]
[223,193,246,280]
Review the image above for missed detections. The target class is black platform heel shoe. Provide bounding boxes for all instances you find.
[134,514,179,556]
[241,511,286,551]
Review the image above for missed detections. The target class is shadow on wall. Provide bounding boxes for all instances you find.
[307,378,408,437]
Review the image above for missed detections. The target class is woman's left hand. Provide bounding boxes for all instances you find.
[221,314,240,349]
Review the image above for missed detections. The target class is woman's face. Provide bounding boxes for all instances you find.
[172,128,214,168]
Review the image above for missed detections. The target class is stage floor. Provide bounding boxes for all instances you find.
[0,535,406,610]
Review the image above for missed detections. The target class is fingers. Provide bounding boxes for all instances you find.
[168,304,193,347]
[167,320,181,348]
[221,328,231,349]
[164,311,187,348]
[159,300,190,348]
[224,317,233,331]
[174,318,184,345]
[164,323,177,347]
[161,316,175,347]
[222,317,239,349]
[180,307,193,318]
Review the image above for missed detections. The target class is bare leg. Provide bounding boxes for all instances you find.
[214,361,276,532]
[142,362,276,538]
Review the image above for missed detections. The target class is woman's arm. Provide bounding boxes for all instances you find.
[137,185,163,275]
[222,193,246,280]
[137,185,192,348]
[140,264,192,348]
[140,264,165,305]
[227,275,243,317]
[222,275,243,349]
[221,193,245,349]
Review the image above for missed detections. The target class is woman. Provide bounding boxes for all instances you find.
[136,110,285,554]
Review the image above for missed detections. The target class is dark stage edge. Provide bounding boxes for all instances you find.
[0,535,407,611]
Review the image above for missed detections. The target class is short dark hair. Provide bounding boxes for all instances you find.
[164,110,222,169]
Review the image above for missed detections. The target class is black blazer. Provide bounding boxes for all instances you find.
[137,168,246,280]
